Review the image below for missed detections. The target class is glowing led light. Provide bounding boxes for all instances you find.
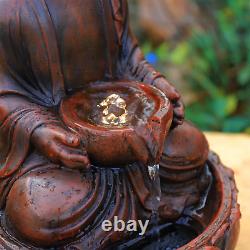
[97,94,128,126]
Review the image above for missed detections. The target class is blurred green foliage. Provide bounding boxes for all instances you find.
[142,0,250,133]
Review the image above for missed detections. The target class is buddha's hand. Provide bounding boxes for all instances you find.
[31,124,90,169]
[153,78,184,126]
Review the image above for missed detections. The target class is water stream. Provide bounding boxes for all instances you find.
[147,164,161,249]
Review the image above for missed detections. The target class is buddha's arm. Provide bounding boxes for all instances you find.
[118,0,184,125]
[0,95,89,177]
[121,30,164,85]
[119,1,177,90]
[0,95,51,124]
[0,1,89,175]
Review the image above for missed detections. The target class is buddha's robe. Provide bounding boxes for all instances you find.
[0,0,210,248]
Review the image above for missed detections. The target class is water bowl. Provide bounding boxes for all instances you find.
[60,80,173,166]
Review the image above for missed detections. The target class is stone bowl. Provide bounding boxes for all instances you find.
[59,80,173,166]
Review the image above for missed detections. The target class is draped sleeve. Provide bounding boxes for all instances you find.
[117,0,166,85]
[0,0,64,179]
[0,0,64,106]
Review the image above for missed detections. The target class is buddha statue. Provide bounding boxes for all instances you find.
[0,0,212,249]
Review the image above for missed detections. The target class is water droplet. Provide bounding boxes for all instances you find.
[147,164,161,249]
[148,164,159,180]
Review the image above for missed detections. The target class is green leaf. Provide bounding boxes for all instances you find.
[190,71,222,98]
[209,97,228,118]
[238,65,250,86]
[209,95,237,119]
[225,95,238,115]
[169,42,190,65]
[245,127,250,134]
[155,43,169,62]
[185,104,219,131]
[223,116,250,132]
[142,42,152,55]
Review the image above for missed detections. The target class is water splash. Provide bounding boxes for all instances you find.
[147,165,161,204]
[148,164,159,181]
[148,164,161,249]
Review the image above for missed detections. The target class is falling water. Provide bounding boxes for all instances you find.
[148,164,161,249]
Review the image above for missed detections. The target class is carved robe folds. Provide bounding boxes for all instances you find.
[0,0,209,248]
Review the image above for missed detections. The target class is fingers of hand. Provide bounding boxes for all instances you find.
[173,100,185,120]
[48,143,90,169]
[171,99,184,126]
[54,128,80,147]
[61,157,90,169]
[155,79,181,101]
[168,87,181,102]
[173,117,184,126]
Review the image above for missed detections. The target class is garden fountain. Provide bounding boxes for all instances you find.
[0,0,240,249]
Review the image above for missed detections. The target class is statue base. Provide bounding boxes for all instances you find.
[113,152,240,250]
[0,152,240,250]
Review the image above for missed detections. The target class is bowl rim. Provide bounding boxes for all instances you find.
[60,80,170,133]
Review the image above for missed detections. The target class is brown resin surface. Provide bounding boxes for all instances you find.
[60,81,172,166]
[0,0,239,249]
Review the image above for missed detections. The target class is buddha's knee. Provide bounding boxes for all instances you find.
[159,121,210,219]
[160,121,209,181]
[5,168,93,247]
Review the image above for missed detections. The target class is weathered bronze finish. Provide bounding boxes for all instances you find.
[0,0,240,249]
[60,81,172,166]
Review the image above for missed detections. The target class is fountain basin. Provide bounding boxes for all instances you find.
[111,153,240,250]
[60,80,173,166]
[0,153,240,249]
